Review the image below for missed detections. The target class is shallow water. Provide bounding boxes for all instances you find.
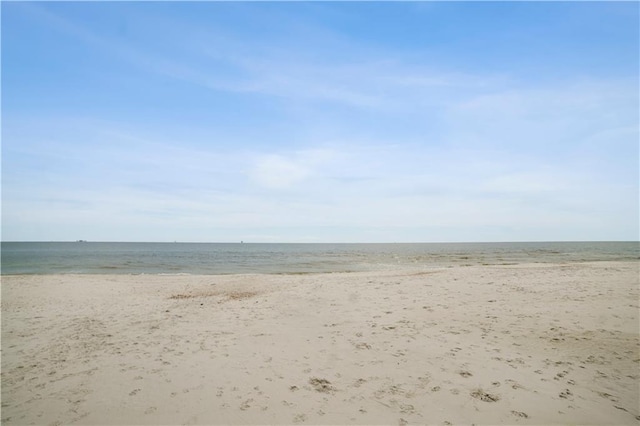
[2,241,637,275]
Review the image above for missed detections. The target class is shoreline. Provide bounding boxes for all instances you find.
[2,258,638,277]
[3,241,637,276]
[2,261,639,424]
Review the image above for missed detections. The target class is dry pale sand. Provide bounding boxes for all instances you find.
[1,261,639,425]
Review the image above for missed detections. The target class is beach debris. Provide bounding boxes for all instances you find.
[169,294,193,299]
[226,291,257,301]
[168,290,258,301]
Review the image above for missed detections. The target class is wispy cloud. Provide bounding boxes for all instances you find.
[13,3,500,112]
[249,149,337,190]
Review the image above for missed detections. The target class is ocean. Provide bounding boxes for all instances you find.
[1,241,637,275]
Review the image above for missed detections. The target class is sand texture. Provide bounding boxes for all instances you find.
[2,261,639,425]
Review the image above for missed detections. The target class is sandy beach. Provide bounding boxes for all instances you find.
[1,261,638,425]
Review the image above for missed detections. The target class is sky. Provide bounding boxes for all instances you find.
[2,2,639,243]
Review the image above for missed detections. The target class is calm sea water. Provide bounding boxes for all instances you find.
[1,242,638,275]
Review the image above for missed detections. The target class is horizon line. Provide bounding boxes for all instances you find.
[2,240,638,244]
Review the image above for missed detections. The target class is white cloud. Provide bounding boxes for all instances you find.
[250,154,310,189]
[249,149,337,190]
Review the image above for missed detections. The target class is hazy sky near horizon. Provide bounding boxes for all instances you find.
[2,2,639,242]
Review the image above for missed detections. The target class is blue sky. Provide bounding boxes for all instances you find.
[2,2,638,242]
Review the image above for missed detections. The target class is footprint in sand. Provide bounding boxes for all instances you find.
[353,378,367,388]
[309,377,336,393]
[559,389,573,399]
[239,399,253,410]
[399,404,415,414]
[293,413,307,423]
[470,389,500,402]
[597,391,618,402]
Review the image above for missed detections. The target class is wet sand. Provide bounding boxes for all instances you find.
[1,261,638,425]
